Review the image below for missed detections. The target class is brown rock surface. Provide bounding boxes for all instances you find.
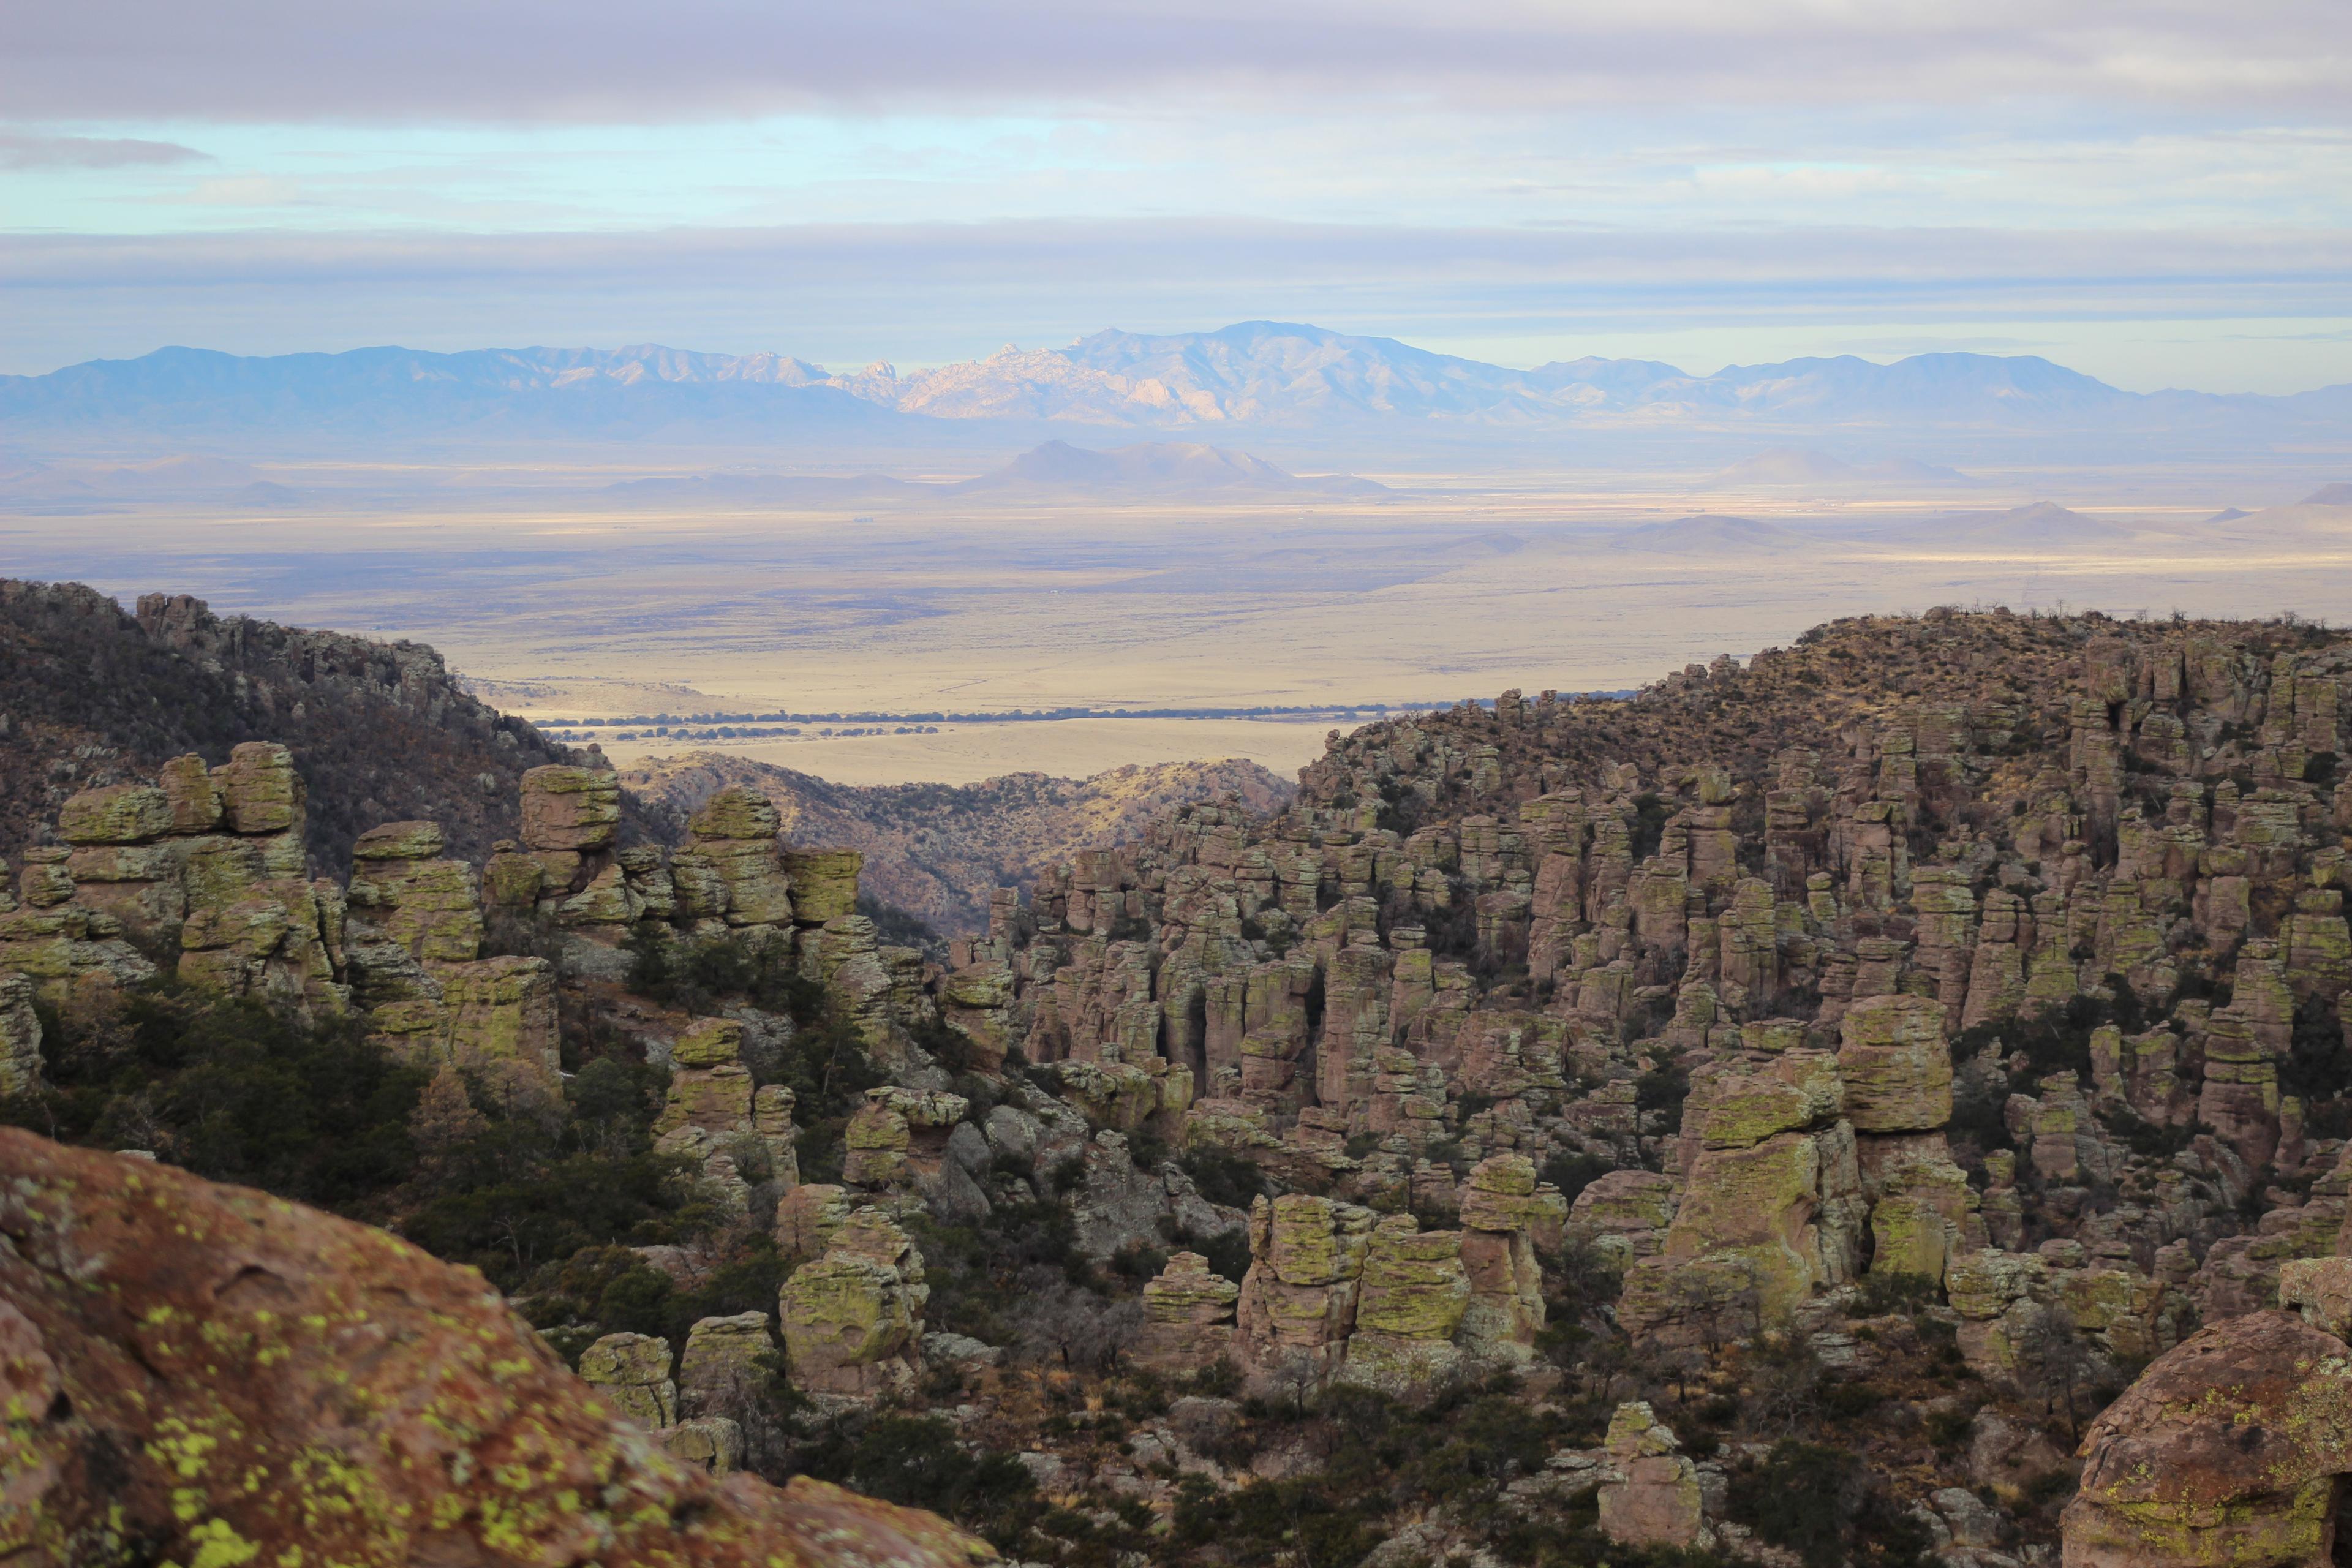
[2064,1311,2352,1568]
[0,1126,993,1567]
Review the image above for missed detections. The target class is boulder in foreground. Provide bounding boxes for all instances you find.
[2064,1310,2352,1568]
[0,1126,994,1568]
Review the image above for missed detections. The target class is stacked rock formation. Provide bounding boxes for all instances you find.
[1224,1152,1560,1396]
[2,745,344,1025]
[578,1311,778,1477]
[962,613,2352,1352]
[777,1205,931,1400]
[0,1128,991,1567]
[1596,1403,1711,1550]
[1134,1250,1243,1371]
[345,816,561,1088]
[655,1017,800,1215]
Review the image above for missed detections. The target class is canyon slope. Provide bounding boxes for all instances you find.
[0,580,625,873]
[624,750,1294,936]
[17,597,2352,1567]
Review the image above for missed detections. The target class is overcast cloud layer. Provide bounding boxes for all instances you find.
[9,1,2348,121]
[3,1,2348,390]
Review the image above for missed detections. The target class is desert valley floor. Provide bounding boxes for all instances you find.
[10,460,2350,782]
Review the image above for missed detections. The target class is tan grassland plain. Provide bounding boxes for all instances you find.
[10,477,2350,783]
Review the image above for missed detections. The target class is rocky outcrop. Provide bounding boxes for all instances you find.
[579,1330,679,1427]
[655,1017,798,1213]
[344,812,562,1087]
[0,971,43,1096]
[1621,1049,1864,1345]
[1596,1402,1711,1550]
[2,744,344,1020]
[1136,1250,1242,1371]
[2064,1311,2352,1568]
[0,582,625,882]
[0,1127,992,1567]
[1231,1159,1556,1397]
[777,1206,930,1400]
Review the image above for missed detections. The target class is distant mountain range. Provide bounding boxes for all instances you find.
[6,321,2350,453]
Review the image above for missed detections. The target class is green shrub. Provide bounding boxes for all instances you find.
[1727,1440,1859,1568]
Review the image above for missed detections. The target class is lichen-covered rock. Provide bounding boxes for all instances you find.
[680,1311,775,1417]
[662,1416,747,1477]
[2279,1255,2352,1339]
[1624,1114,1865,1343]
[157,752,222,834]
[0,1128,994,1568]
[1338,1215,1472,1394]
[2064,1311,2352,1568]
[1838,992,1954,1132]
[677,786,796,928]
[1136,1250,1242,1371]
[1570,1170,1679,1267]
[1237,1194,1376,1379]
[1597,1402,1711,1549]
[778,1207,930,1399]
[776,1181,855,1261]
[784,848,864,926]
[351,819,446,861]
[56,783,173,845]
[218,740,303,834]
[0,971,42,1096]
[579,1330,679,1427]
[519,763,621,851]
[1947,1247,2049,1376]
[674,1016,747,1068]
[691,785,783,842]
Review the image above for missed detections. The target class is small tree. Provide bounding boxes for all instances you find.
[2013,1302,2100,1442]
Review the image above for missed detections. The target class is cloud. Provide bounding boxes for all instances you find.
[0,132,209,168]
[2,1,2346,124]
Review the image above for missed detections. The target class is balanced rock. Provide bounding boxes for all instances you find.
[785,848,865,927]
[520,764,622,852]
[1838,992,1954,1132]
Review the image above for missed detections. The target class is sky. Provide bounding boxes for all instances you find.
[4,1,2351,391]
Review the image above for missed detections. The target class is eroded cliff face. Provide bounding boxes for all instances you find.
[0,1128,993,1568]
